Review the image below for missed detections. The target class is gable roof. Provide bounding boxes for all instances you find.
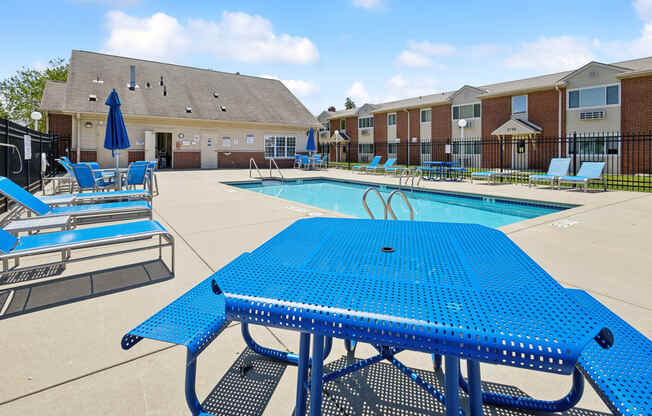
[558,61,632,83]
[40,50,320,128]
[449,85,487,101]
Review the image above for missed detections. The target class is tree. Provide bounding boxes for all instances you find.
[344,97,356,110]
[0,58,68,131]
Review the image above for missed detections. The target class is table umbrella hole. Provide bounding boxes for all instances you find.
[381,246,395,253]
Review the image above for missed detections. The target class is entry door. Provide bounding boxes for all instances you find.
[200,136,218,169]
[144,131,155,161]
[512,139,528,170]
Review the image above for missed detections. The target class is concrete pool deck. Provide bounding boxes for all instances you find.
[1,168,650,415]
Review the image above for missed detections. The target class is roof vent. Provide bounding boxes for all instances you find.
[163,86,167,97]
[160,76,164,86]
[236,72,240,75]
[146,82,151,88]
[88,94,97,102]
[92,74,104,84]
[220,105,227,112]
[213,91,219,98]
[185,106,192,113]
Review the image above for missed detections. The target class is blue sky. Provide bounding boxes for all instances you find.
[2,0,652,114]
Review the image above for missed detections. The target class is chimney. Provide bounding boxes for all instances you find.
[129,65,136,91]
[328,106,336,112]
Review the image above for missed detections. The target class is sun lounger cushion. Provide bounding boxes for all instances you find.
[10,220,166,253]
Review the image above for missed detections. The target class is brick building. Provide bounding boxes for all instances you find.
[323,56,652,173]
[40,50,320,169]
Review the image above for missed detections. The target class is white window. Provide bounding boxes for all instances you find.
[358,143,374,154]
[387,113,397,126]
[512,95,527,114]
[358,116,374,128]
[452,103,481,120]
[388,143,398,155]
[568,84,620,109]
[264,136,296,158]
[421,109,432,123]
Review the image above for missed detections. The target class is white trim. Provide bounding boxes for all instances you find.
[451,102,481,120]
[387,112,397,126]
[264,135,297,159]
[511,95,528,115]
[420,108,432,124]
[566,83,621,110]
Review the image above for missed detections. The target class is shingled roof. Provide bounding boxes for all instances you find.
[40,50,320,128]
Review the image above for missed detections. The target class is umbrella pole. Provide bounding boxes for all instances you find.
[116,150,121,190]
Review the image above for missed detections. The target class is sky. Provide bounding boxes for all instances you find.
[2,0,652,115]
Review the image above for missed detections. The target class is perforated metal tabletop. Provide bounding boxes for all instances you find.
[212,218,606,375]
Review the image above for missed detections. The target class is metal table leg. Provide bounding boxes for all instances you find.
[445,355,461,416]
[309,334,325,416]
[295,333,311,416]
[467,360,483,416]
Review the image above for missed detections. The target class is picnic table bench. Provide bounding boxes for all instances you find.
[122,219,651,416]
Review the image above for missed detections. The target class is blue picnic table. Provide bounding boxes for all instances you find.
[209,218,612,416]
[421,161,464,181]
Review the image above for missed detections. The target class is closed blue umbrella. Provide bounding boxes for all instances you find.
[104,89,130,188]
[306,127,316,155]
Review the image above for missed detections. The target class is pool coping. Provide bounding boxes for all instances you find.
[222,176,578,211]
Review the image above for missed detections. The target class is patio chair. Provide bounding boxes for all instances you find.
[470,171,506,184]
[294,154,302,168]
[352,155,381,173]
[71,163,114,192]
[54,158,77,193]
[146,160,159,195]
[312,154,326,169]
[383,159,403,175]
[0,219,174,279]
[558,162,606,192]
[529,158,571,188]
[368,158,396,174]
[125,163,148,190]
[300,155,313,169]
[0,177,151,226]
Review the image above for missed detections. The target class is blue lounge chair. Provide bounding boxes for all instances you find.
[294,154,302,168]
[125,163,148,189]
[529,158,571,188]
[71,163,114,192]
[369,158,396,175]
[0,177,151,225]
[558,162,606,192]
[0,220,174,278]
[300,155,313,169]
[312,154,326,169]
[471,171,507,184]
[352,155,381,173]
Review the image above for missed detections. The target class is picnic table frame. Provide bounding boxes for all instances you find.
[210,218,612,416]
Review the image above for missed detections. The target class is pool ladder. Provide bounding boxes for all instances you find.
[398,168,422,191]
[362,187,414,220]
[249,158,284,183]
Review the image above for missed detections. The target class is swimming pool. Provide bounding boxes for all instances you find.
[233,179,567,228]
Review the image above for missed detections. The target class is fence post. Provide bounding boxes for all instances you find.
[24,124,31,190]
[347,142,350,170]
[572,133,577,176]
[3,119,8,177]
[499,137,503,172]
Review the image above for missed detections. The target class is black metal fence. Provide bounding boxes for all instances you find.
[0,118,60,212]
[320,133,652,192]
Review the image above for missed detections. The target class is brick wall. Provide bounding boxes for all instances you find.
[48,113,72,138]
[431,105,451,161]
[128,151,145,163]
[528,89,561,169]
[346,116,359,162]
[70,151,97,163]
[173,151,201,169]
[374,113,388,159]
[482,97,511,168]
[217,152,295,169]
[621,76,652,174]
[396,111,408,164]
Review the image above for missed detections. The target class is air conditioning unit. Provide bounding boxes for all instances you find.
[580,111,605,121]
[360,128,371,136]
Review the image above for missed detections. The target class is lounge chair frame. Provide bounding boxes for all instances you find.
[0,223,174,279]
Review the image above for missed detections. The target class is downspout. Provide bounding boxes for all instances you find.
[555,82,565,156]
[76,113,81,163]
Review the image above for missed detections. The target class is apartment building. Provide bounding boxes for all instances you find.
[325,56,652,173]
[40,50,320,169]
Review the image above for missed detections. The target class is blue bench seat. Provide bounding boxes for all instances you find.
[567,289,652,416]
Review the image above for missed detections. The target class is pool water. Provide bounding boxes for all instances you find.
[234,179,565,228]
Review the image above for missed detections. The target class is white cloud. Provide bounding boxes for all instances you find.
[384,74,439,101]
[76,0,141,6]
[103,11,319,65]
[397,40,455,68]
[347,81,370,103]
[259,74,319,97]
[352,0,382,9]
[635,0,652,20]
[504,36,595,72]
